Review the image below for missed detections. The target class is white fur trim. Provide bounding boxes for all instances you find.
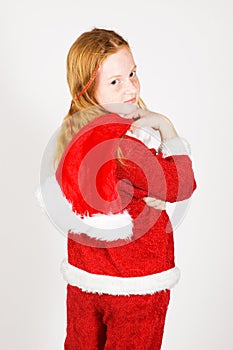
[36,176,133,241]
[126,127,161,150]
[61,259,181,295]
[126,129,191,158]
[158,136,191,157]
[79,212,133,241]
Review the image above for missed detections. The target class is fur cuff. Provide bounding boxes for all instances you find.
[125,129,191,158]
[61,259,181,295]
[158,136,191,157]
[126,127,161,150]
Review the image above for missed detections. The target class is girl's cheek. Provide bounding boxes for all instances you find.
[113,85,122,94]
[133,76,140,89]
[133,76,140,86]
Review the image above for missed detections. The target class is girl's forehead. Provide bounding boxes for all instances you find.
[99,48,136,77]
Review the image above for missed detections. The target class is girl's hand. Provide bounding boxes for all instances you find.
[125,108,178,141]
[143,197,166,210]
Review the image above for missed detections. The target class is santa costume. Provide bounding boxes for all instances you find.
[41,112,196,349]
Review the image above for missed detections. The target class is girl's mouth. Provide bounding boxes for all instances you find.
[124,97,137,104]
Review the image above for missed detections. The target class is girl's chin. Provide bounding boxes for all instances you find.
[103,103,138,115]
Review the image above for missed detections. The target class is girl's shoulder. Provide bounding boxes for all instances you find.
[72,113,132,143]
[56,113,132,170]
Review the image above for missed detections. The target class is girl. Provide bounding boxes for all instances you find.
[44,28,196,349]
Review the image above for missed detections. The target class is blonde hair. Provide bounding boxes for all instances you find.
[54,28,146,166]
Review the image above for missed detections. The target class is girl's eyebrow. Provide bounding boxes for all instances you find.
[107,65,137,81]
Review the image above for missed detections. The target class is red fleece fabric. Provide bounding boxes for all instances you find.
[65,285,170,350]
[56,113,196,277]
[55,113,197,349]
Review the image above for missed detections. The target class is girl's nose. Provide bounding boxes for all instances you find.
[124,79,137,94]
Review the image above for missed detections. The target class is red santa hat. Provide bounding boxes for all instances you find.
[41,113,134,243]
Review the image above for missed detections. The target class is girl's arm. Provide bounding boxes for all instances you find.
[118,110,197,203]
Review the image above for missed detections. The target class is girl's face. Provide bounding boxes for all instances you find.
[94,47,140,106]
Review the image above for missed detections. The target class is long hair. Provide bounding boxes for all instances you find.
[54,28,146,166]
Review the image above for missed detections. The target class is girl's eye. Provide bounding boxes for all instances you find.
[129,71,136,78]
[111,79,119,85]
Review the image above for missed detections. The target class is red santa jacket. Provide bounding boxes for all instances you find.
[47,113,196,295]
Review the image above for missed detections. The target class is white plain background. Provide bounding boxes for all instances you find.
[1,0,233,349]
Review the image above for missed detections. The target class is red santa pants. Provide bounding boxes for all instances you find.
[64,284,170,350]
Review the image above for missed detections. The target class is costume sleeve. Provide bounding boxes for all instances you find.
[117,135,197,203]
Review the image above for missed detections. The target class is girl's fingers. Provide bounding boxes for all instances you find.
[124,112,140,120]
[143,197,166,210]
[143,197,157,204]
[125,108,146,119]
